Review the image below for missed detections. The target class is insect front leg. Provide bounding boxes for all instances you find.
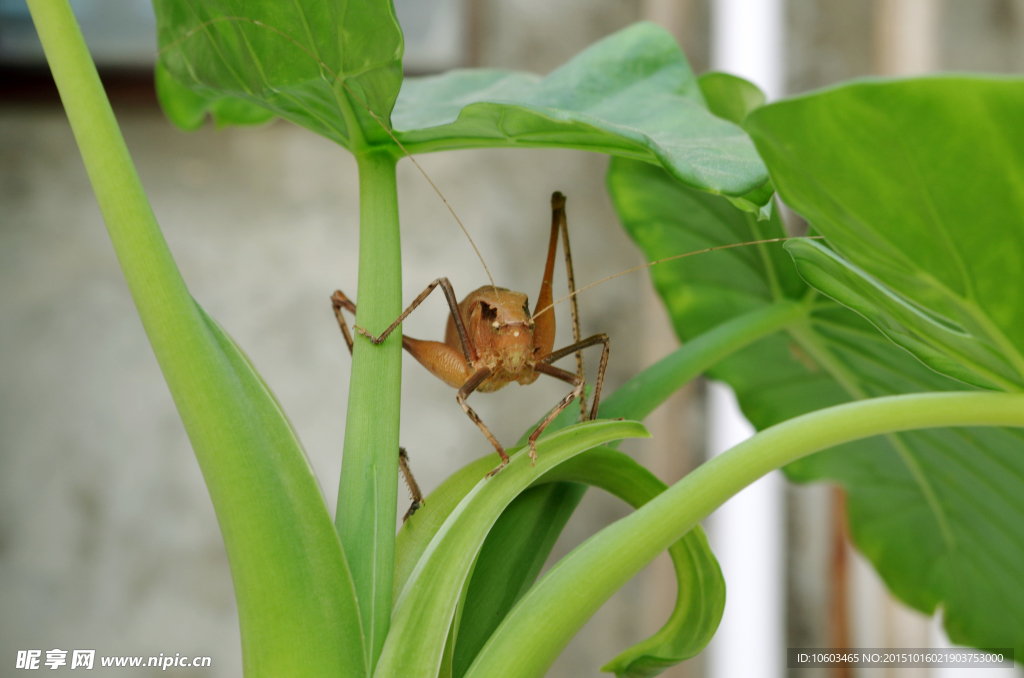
[350,277,477,365]
[331,289,435,520]
[331,290,357,354]
[525,332,610,466]
[455,367,511,477]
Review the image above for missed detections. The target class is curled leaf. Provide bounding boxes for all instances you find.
[541,448,725,678]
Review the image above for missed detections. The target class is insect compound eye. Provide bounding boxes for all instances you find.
[480,302,498,321]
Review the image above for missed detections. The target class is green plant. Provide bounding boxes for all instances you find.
[26,0,1024,676]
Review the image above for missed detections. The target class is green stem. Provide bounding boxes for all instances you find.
[26,0,187,334]
[465,391,1024,678]
[601,300,807,422]
[337,149,403,671]
[747,212,784,302]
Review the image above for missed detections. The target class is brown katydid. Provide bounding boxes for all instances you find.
[332,192,606,488]
[160,17,821,521]
[240,21,818,516]
[331,189,820,521]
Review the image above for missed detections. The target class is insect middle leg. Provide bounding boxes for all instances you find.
[398,447,423,522]
[542,333,610,421]
[522,333,610,465]
[527,363,584,464]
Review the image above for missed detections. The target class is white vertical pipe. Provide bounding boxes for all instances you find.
[706,382,784,678]
[711,0,785,100]
[707,5,785,677]
[706,4,786,676]
[870,0,948,659]
[875,0,940,76]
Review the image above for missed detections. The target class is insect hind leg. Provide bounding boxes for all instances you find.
[554,193,588,421]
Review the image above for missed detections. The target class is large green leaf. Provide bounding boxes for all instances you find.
[155,60,275,130]
[28,2,366,675]
[154,13,768,202]
[608,147,1024,654]
[153,0,404,149]
[747,77,1024,392]
[786,239,1016,391]
[390,22,767,200]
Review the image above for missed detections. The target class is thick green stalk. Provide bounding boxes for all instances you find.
[30,2,366,675]
[337,149,403,670]
[465,391,1024,678]
[600,300,807,422]
[27,0,184,332]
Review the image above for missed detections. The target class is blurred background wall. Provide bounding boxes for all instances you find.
[1,1,1023,677]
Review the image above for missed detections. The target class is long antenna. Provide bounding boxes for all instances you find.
[159,16,498,290]
[531,236,825,321]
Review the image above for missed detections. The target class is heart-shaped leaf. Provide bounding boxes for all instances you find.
[154,12,768,204]
[155,61,275,130]
[392,23,767,200]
